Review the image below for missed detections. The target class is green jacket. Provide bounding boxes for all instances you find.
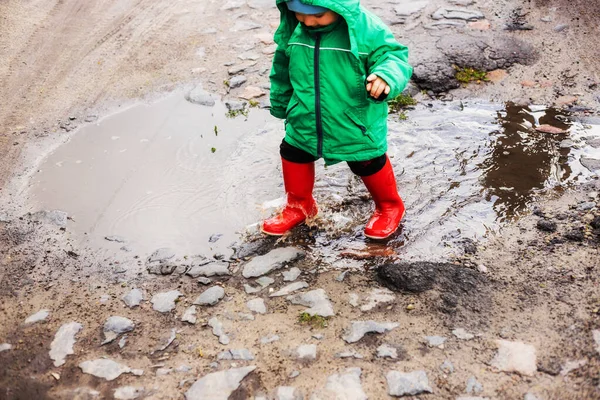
[270,0,413,165]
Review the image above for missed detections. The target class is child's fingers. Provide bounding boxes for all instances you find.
[366,74,378,82]
[371,79,383,97]
[384,85,390,95]
[366,82,372,91]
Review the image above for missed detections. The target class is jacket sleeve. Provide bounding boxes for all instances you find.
[269,46,293,119]
[366,27,413,101]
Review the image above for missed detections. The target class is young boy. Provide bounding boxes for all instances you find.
[262,0,413,239]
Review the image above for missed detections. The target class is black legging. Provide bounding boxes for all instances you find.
[279,139,386,177]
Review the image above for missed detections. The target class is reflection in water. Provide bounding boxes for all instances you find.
[480,103,572,221]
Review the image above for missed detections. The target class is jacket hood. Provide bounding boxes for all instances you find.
[274,0,361,57]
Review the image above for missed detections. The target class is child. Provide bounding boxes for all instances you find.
[262,0,413,239]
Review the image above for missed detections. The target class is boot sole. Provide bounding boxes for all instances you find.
[260,226,286,236]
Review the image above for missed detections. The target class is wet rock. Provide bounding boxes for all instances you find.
[261,334,280,344]
[360,288,395,312]
[154,329,177,353]
[490,340,537,376]
[229,75,247,89]
[317,368,367,400]
[103,316,135,344]
[123,289,144,308]
[452,328,475,340]
[186,86,216,107]
[182,306,198,324]
[208,317,230,345]
[270,281,309,297]
[377,262,436,292]
[151,290,183,313]
[287,289,334,317]
[386,370,433,397]
[440,360,455,374]
[296,344,317,360]
[148,248,176,263]
[243,247,306,278]
[377,344,398,359]
[536,219,557,232]
[247,298,267,314]
[342,321,399,343]
[431,7,484,21]
[275,386,303,400]
[217,349,254,361]
[335,349,364,359]
[256,276,275,287]
[187,262,230,278]
[114,386,144,400]
[105,235,126,243]
[0,343,12,352]
[31,210,68,226]
[79,359,133,381]
[581,157,600,172]
[283,267,302,282]
[593,330,600,355]
[395,1,428,17]
[424,336,447,348]
[564,229,585,242]
[24,309,50,325]
[50,322,83,367]
[185,366,256,400]
[466,376,483,394]
[193,286,225,306]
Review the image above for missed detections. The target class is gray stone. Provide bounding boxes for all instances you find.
[524,394,542,400]
[193,286,225,306]
[208,318,230,345]
[177,365,193,373]
[296,344,317,360]
[261,334,280,344]
[452,328,475,340]
[244,284,261,294]
[335,349,364,359]
[114,386,144,400]
[230,21,262,32]
[312,334,324,340]
[105,235,126,243]
[581,157,600,172]
[290,370,300,378]
[247,0,273,9]
[275,386,303,400]
[238,52,261,61]
[0,343,12,352]
[119,336,128,349]
[103,316,135,344]
[270,281,309,297]
[342,321,399,343]
[449,0,475,5]
[335,271,349,282]
[186,86,216,107]
[593,330,600,355]
[349,293,359,307]
[425,335,447,348]
[182,306,198,324]
[198,277,212,285]
[242,247,305,278]
[185,366,256,400]
[31,210,68,226]
[466,376,483,394]
[148,248,176,263]
[386,370,433,397]
[283,267,302,282]
[490,340,537,376]
[554,24,569,32]
[440,360,455,374]
[395,1,428,17]
[151,290,183,313]
[221,0,244,10]
[377,344,398,359]
[456,397,490,400]
[123,289,144,308]
[156,368,172,376]
[218,349,254,361]
[431,7,484,21]
[560,359,587,376]
[187,263,230,278]
[577,202,596,211]
[79,359,133,381]
[322,368,367,400]
[247,298,267,314]
[24,309,50,325]
[229,75,247,89]
[256,276,275,287]
[225,101,246,111]
[50,322,83,367]
[359,288,395,312]
[287,289,334,317]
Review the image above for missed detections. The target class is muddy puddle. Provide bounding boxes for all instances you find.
[23,92,600,264]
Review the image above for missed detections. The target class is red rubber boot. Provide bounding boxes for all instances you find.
[261,158,318,236]
[361,156,405,239]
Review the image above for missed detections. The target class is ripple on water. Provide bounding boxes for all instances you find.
[26,94,600,261]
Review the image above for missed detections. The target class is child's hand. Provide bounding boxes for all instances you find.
[366,74,390,99]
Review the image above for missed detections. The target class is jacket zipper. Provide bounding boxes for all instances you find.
[314,33,323,158]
